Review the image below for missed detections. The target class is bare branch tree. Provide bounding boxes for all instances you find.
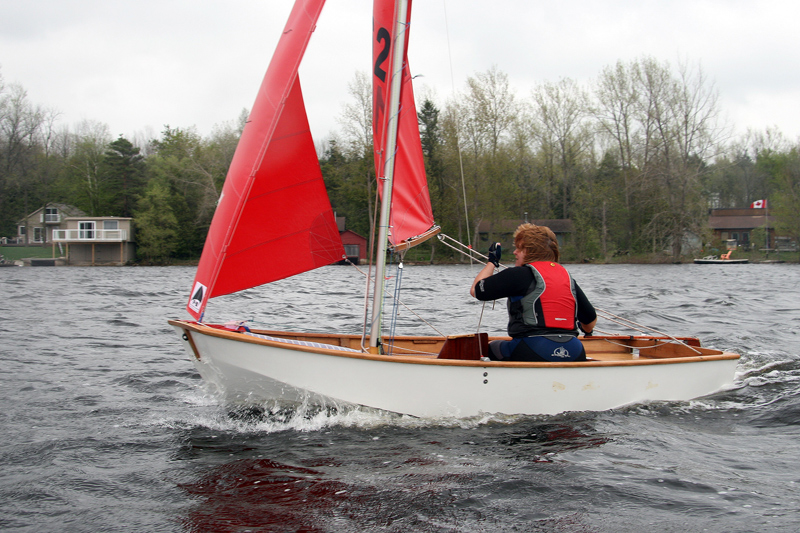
[532,77,592,218]
[338,70,373,158]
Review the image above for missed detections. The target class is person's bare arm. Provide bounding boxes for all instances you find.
[579,317,597,335]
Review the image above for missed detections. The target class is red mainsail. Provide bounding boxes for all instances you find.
[372,0,435,248]
[187,0,343,320]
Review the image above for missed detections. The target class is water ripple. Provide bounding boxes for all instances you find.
[3,263,800,531]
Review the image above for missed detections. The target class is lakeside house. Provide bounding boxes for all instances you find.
[52,217,135,265]
[14,203,86,245]
[706,208,789,250]
[337,216,367,264]
[14,204,135,265]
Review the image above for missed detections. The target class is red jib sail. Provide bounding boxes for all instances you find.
[187,0,343,320]
[372,0,435,247]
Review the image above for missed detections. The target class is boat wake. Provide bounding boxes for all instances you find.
[161,389,562,434]
[615,356,800,419]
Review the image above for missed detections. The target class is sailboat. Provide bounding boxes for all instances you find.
[169,0,739,418]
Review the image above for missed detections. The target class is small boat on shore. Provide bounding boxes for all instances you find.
[693,250,748,264]
[693,257,749,264]
[0,255,22,267]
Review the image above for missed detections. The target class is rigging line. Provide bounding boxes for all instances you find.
[595,308,702,354]
[437,234,484,263]
[387,259,405,355]
[347,259,446,339]
[473,259,501,359]
[436,232,499,353]
[433,234,698,354]
[382,345,438,356]
[442,0,472,256]
[593,311,656,336]
[476,300,487,356]
[601,338,677,351]
[592,328,617,336]
[436,233,508,270]
[594,309,661,335]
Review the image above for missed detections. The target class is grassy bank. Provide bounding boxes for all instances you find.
[0,246,58,260]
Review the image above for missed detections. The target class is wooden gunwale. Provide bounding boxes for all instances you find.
[169,320,740,368]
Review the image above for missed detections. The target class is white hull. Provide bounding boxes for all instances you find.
[170,321,739,418]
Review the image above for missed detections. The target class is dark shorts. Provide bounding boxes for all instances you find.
[488,335,586,362]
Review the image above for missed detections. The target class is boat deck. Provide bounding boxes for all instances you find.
[171,322,737,366]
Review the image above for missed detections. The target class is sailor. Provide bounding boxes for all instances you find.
[470,223,597,362]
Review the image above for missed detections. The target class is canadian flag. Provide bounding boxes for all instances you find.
[750,199,767,209]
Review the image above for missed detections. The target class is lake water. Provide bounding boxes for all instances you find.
[1,263,799,532]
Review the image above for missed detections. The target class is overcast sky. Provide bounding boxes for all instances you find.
[2,0,799,146]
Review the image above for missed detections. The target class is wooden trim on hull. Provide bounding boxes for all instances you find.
[168,320,740,368]
[180,329,202,360]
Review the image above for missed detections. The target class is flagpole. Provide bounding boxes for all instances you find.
[765,202,769,259]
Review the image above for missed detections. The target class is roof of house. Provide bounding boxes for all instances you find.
[340,229,366,240]
[477,219,574,234]
[711,208,768,216]
[18,203,86,222]
[708,214,774,230]
[63,216,132,221]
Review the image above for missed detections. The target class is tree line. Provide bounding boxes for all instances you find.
[2,58,799,264]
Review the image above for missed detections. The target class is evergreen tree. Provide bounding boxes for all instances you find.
[102,136,145,217]
[418,99,448,220]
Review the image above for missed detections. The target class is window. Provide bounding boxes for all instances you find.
[344,245,360,257]
[103,219,121,239]
[79,221,96,239]
[44,207,60,223]
[740,231,750,246]
[18,226,26,236]
[33,227,44,243]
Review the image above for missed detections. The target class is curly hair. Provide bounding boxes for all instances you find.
[513,223,560,263]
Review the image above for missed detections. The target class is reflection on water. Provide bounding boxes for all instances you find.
[180,457,345,533]
[177,413,612,532]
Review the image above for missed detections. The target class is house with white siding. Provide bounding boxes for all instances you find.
[15,204,135,265]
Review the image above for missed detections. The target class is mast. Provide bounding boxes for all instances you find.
[369,0,409,352]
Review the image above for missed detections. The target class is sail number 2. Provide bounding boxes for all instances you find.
[374,27,390,82]
[373,25,391,140]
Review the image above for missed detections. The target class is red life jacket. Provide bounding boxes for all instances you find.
[526,261,577,330]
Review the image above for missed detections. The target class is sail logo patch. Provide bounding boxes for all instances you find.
[188,281,207,313]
